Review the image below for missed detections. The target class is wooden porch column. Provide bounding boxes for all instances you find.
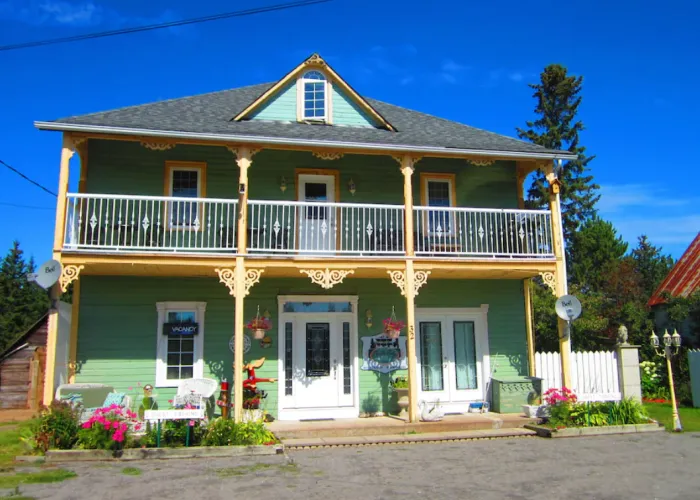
[233,147,253,423]
[401,155,419,423]
[545,161,571,388]
[44,135,76,405]
[524,279,536,376]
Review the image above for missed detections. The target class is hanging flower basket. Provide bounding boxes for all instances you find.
[383,307,405,339]
[247,306,271,340]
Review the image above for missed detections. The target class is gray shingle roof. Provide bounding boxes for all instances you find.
[43,83,570,157]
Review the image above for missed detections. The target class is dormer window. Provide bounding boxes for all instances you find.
[301,70,327,121]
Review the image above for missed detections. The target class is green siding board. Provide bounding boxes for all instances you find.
[249,82,297,122]
[331,86,375,127]
[76,275,527,417]
[87,140,517,209]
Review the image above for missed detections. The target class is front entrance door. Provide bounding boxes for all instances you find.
[416,308,490,413]
[278,298,358,420]
[298,174,336,253]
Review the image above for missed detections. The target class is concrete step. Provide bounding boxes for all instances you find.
[269,413,536,440]
[282,427,537,449]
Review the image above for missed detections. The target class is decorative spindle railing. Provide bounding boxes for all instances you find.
[62,194,554,260]
[413,206,554,258]
[64,194,238,253]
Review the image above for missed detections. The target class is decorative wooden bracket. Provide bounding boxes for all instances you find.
[539,272,557,296]
[140,141,175,151]
[466,158,496,167]
[392,156,422,168]
[60,265,84,293]
[312,151,344,161]
[387,270,431,296]
[225,146,261,158]
[215,267,264,297]
[300,268,354,289]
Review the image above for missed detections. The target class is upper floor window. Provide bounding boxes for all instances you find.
[164,161,207,227]
[301,70,327,121]
[420,173,456,234]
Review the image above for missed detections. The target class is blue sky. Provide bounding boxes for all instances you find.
[1,0,698,265]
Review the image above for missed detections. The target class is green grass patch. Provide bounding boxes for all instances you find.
[121,467,142,476]
[215,462,296,478]
[0,469,77,489]
[644,402,700,432]
[0,420,36,469]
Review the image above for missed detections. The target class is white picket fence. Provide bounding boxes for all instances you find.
[535,351,622,402]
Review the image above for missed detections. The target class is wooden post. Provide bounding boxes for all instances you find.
[233,147,252,423]
[524,278,536,377]
[401,156,419,423]
[29,350,41,410]
[44,135,75,405]
[545,162,571,389]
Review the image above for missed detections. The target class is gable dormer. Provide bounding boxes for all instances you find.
[233,54,395,131]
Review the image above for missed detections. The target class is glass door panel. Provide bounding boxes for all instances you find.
[419,322,444,391]
[453,321,477,390]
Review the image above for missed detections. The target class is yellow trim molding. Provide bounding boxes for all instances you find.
[387,270,431,296]
[419,172,457,207]
[233,53,396,131]
[539,271,557,295]
[60,264,84,293]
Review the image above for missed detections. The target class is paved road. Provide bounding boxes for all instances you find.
[12,433,700,500]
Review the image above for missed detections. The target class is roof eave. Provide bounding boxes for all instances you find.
[34,121,577,161]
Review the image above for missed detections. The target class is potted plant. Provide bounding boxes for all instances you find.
[246,306,271,339]
[383,307,405,339]
[392,376,410,419]
[521,390,545,418]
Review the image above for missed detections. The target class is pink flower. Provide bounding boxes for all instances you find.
[128,387,133,391]
[112,431,124,443]
[188,420,195,427]
[168,399,173,404]
[103,421,111,430]
[82,422,91,429]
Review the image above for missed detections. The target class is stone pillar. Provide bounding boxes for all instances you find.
[616,344,642,401]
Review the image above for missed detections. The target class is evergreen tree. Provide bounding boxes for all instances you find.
[631,235,675,297]
[0,241,49,352]
[568,217,628,291]
[517,64,599,247]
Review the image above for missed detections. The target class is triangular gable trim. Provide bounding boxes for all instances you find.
[233,53,396,131]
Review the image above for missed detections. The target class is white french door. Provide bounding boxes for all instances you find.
[298,174,336,253]
[277,297,359,421]
[416,308,490,413]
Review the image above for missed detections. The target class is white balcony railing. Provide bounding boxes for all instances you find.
[62,194,554,259]
[413,206,554,258]
[247,200,406,255]
[64,193,238,253]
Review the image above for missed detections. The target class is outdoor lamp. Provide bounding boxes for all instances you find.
[663,329,672,347]
[650,330,659,347]
[280,176,287,193]
[348,178,356,196]
[672,329,682,348]
[365,309,373,329]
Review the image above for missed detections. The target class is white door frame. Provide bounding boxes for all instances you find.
[297,174,336,253]
[277,295,360,420]
[415,306,491,414]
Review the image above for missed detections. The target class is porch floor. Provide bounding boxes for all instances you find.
[269,412,536,440]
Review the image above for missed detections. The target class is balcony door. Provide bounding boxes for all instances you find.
[415,308,490,413]
[298,173,336,253]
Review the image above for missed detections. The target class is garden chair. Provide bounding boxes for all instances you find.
[173,378,218,415]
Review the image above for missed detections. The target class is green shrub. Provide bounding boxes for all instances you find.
[547,398,648,428]
[203,418,276,447]
[607,398,647,425]
[392,377,408,389]
[24,401,81,452]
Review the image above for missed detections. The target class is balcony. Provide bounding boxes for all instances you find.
[63,194,554,260]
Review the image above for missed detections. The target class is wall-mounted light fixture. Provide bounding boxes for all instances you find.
[365,309,373,329]
[348,178,356,196]
[280,176,287,193]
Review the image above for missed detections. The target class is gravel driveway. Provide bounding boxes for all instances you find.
[11,432,700,500]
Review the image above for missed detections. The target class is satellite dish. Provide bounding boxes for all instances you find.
[555,295,582,321]
[33,259,62,289]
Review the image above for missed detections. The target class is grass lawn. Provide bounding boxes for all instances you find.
[644,402,700,432]
[0,420,34,470]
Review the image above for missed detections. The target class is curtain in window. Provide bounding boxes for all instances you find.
[454,321,477,390]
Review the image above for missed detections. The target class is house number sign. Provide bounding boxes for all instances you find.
[361,334,408,374]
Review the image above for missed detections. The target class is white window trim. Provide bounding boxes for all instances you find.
[155,301,207,388]
[423,176,456,236]
[168,166,203,229]
[297,71,332,123]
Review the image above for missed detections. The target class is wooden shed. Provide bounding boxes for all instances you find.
[0,314,48,410]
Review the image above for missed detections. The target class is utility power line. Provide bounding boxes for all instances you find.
[0,0,331,52]
[0,202,54,210]
[0,159,57,197]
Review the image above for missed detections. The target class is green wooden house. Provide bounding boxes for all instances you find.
[36,53,574,422]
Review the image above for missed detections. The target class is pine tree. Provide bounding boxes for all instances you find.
[567,217,627,291]
[517,64,599,247]
[0,241,49,352]
[631,235,675,297]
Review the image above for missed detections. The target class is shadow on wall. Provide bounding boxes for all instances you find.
[362,372,397,416]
